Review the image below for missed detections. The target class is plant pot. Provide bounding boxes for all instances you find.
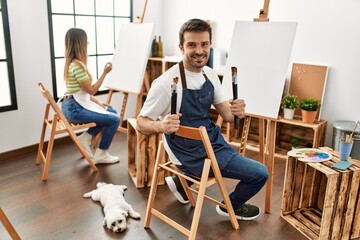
[283,108,295,120]
[301,109,317,123]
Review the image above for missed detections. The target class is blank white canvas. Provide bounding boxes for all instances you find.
[222,21,297,119]
[105,23,154,94]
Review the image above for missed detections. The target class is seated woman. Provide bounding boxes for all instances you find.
[61,27,120,164]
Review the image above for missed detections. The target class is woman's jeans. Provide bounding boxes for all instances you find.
[61,98,120,150]
[178,154,269,209]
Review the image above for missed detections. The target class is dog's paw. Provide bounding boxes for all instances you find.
[83,192,92,198]
[131,212,141,219]
[129,209,141,219]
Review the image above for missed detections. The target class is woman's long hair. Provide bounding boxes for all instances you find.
[63,28,92,82]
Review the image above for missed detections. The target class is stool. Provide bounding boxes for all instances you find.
[127,118,165,188]
[281,147,360,239]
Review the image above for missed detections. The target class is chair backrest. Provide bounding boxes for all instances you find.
[175,125,217,163]
[38,82,73,130]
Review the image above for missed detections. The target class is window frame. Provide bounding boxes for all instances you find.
[47,0,133,100]
[0,0,17,112]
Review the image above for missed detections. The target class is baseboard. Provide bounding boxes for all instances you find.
[0,136,72,162]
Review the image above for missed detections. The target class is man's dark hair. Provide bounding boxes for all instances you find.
[179,18,212,46]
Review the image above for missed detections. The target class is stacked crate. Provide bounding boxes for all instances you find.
[281,147,360,239]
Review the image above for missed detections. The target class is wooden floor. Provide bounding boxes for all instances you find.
[0,132,307,240]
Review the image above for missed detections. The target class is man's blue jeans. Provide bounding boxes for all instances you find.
[62,98,120,150]
[178,154,269,210]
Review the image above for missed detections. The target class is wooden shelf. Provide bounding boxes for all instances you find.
[212,112,327,158]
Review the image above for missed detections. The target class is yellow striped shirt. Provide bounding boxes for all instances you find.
[66,62,89,93]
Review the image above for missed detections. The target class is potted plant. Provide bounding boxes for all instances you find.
[300,98,321,123]
[281,95,299,120]
[290,137,300,149]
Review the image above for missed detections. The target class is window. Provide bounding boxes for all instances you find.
[47,0,132,99]
[0,0,17,112]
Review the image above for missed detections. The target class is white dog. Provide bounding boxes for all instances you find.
[83,182,141,233]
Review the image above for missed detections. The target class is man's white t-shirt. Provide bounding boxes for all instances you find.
[140,63,227,120]
[139,63,228,165]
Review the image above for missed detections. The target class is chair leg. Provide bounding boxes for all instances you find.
[188,159,211,240]
[69,131,97,172]
[36,106,50,165]
[92,131,103,150]
[211,162,239,230]
[0,208,20,240]
[144,142,164,228]
[36,122,47,165]
[177,171,196,206]
[41,123,57,181]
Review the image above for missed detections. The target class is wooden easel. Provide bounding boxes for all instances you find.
[105,0,150,133]
[253,0,277,214]
[222,0,276,214]
[254,0,270,22]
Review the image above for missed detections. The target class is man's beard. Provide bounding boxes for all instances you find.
[186,53,209,69]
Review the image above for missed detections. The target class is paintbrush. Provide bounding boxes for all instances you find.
[231,66,238,129]
[347,121,359,142]
[170,77,178,139]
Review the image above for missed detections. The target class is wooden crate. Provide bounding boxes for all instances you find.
[281,148,360,239]
[127,118,164,188]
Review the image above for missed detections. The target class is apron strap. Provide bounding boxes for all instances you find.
[179,61,210,89]
[179,61,187,89]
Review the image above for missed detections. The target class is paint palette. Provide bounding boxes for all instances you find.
[287,148,332,162]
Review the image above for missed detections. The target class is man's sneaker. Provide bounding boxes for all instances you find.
[216,202,260,220]
[165,175,189,204]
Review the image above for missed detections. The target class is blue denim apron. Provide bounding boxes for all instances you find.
[164,62,237,176]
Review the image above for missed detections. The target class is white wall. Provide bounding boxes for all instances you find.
[0,0,51,153]
[1,0,359,153]
[159,0,360,147]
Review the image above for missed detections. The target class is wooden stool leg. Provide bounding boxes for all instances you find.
[0,208,21,240]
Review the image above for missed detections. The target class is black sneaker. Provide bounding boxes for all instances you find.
[216,201,260,220]
[165,175,189,204]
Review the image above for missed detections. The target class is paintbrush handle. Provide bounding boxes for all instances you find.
[170,92,177,139]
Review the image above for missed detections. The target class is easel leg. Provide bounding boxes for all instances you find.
[258,118,266,164]
[264,120,276,213]
[118,92,129,133]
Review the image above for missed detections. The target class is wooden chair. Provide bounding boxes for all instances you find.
[0,208,21,240]
[144,125,239,240]
[36,82,98,181]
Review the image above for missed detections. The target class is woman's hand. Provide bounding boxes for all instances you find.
[104,62,112,74]
[97,100,110,109]
[91,96,111,109]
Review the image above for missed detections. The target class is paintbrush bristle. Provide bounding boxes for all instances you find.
[231,66,237,73]
[348,121,360,142]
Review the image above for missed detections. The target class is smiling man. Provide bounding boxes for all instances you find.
[136,18,268,221]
